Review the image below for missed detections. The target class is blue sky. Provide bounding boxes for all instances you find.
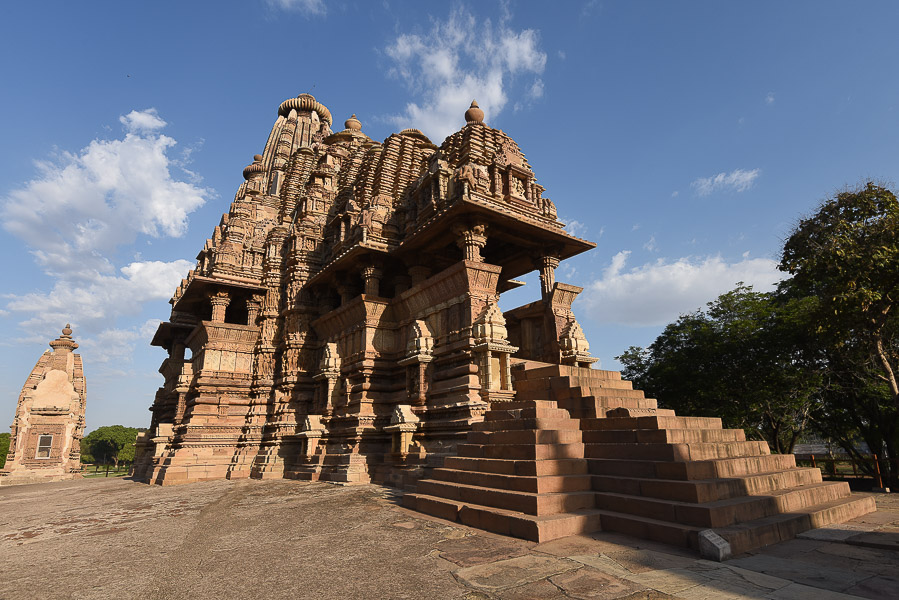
[2,1,898,432]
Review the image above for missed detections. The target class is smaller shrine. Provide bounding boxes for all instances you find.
[1,325,86,485]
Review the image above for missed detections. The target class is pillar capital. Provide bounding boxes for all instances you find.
[453,222,488,262]
[207,289,231,322]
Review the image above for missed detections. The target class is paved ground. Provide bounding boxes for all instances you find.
[1,479,896,600]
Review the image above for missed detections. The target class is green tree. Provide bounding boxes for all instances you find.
[618,285,821,453]
[780,182,899,486]
[81,426,142,468]
[0,432,10,469]
[781,182,899,407]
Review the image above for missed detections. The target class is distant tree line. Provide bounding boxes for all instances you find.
[618,183,899,487]
[80,425,146,468]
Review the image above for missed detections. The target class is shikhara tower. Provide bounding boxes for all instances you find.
[134,94,873,557]
[134,96,595,486]
[2,325,86,485]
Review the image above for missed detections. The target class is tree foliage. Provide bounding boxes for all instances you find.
[617,285,821,453]
[618,183,899,485]
[0,432,9,469]
[779,182,899,485]
[781,182,899,406]
[81,426,143,466]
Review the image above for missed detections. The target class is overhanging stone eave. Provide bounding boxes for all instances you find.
[393,198,595,265]
[305,243,392,289]
[170,275,267,314]
[150,321,196,349]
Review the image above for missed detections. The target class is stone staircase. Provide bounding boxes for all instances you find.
[404,362,876,557]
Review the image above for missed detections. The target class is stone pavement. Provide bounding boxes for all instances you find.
[0,479,896,599]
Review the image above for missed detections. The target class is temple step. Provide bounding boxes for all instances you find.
[457,441,585,460]
[591,467,824,503]
[593,481,853,528]
[472,417,581,432]
[714,494,877,555]
[580,415,724,430]
[512,364,623,382]
[402,360,878,557]
[416,479,595,515]
[431,467,592,493]
[443,456,588,476]
[467,428,582,445]
[587,454,798,480]
[584,428,746,444]
[403,492,603,542]
[514,376,636,396]
[584,440,770,461]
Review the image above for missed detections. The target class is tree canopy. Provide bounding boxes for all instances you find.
[780,182,899,409]
[618,285,821,453]
[81,426,144,466]
[618,182,899,486]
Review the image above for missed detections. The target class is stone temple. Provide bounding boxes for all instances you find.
[133,94,874,557]
[2,325,86,485]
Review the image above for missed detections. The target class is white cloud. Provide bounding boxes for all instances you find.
[579,251,784,326]
[79,318,161,364]
[384,6,547,141]
[643,235,657,252]
[265,0,326,15]
[120,108,166,133]
[2,109,211,279]
[2,109,207,342]
[563,219,587,238]
[765,92,776,105]
[671,190,679,198]
[691,168,760,196]
[5,259,193,334]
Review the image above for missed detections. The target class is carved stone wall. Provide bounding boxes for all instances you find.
[134,96,596,487]
[1,326,86,485]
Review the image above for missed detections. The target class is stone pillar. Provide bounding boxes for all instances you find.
[361,266,382,297]
[246,294,264,326]
[209,290,231,323]
[538,254,560,299]
[454,223,488,262]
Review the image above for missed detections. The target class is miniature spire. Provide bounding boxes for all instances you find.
[243,154,265,180]
[465,100,484,124]
[50,323,78,352]
[345,114,361,132]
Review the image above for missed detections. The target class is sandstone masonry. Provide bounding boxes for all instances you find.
[1,325,86,485]
[133,94,875,556]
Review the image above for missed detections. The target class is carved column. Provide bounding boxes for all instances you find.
[246,293,264,326]
[361,266,382,297]
[398,320,434,406]
[453,222,488,262]
[538,254,560,299]
[209,290,231,323]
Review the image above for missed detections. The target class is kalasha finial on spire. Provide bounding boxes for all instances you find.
[345,114,361,132]
[465,100,484,124]
[243,154,265,180]
[51,323,78,352]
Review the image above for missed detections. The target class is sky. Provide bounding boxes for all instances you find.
[2,1,898,433]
